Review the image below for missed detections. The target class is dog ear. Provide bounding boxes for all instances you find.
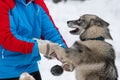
[96,17,109,27]
[89,17,109,27]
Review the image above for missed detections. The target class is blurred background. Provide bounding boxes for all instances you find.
[39,0,120,80]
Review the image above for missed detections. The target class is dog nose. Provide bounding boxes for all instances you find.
[67,21,70,24]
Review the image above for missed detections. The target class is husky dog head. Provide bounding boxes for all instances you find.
[67,14,109,35]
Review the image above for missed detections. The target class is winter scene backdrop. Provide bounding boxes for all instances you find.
[39,0,120,80]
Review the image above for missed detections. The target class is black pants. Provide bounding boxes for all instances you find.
[0,71,41,80]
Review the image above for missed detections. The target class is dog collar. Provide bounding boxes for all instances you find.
[81,36,105,41]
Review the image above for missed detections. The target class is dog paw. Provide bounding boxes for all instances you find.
[62,63,75,72]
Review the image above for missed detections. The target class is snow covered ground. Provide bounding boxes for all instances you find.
[39,0,120,80]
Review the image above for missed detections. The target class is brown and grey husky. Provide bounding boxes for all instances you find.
[47,14,118,80]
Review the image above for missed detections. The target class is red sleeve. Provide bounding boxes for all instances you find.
[0,0,34,54]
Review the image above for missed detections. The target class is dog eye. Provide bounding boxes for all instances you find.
[77,19,81,23]
[80,20,86,26]
[81,20,85,22]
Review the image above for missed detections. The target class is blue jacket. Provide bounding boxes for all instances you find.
[0,0,67,78]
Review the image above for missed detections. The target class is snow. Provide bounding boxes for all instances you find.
[39,0,120,80]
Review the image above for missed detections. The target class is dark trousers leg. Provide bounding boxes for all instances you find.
[30,71,42,80]
[0,71,42,80]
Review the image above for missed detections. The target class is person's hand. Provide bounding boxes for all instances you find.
[37,40,59,59]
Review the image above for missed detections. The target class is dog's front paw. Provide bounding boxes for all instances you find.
[62,63,75,72]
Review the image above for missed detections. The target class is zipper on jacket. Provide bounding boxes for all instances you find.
[1,49,5,59]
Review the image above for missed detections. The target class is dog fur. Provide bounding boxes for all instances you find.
[49,14,118,80]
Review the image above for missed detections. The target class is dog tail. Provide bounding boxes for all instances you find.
[104,59,118,80]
